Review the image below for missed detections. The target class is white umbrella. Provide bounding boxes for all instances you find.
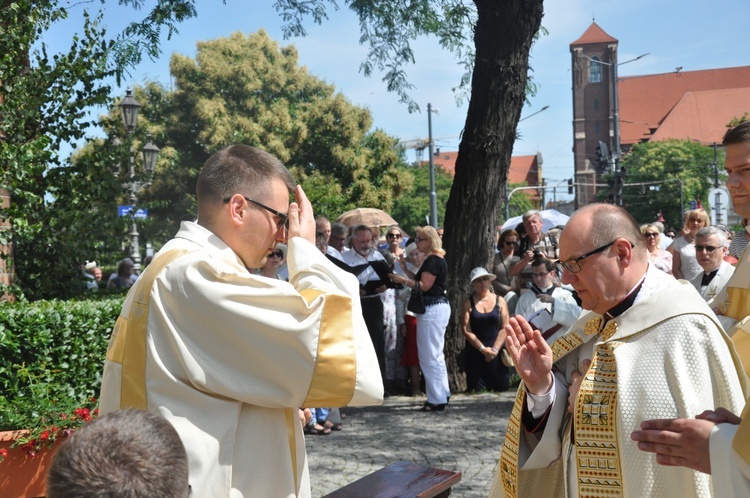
[500,209,570,233]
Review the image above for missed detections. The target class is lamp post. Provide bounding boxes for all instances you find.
[118,88,159,274]
[427,103,439,228]
[519,105,550,122]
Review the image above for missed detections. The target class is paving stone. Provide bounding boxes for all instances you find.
[306,391,516,497]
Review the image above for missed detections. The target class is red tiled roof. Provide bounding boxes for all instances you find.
[619,66,750,145]
[429,153,540,185]
[650,88,750,144]
[570,22,617,46]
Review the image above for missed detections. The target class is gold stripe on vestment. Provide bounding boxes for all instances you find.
[299,289,356,407]
[574,320,623,497]
[725,286,750,322]
[108,249,188,409]
[499,332,586,498]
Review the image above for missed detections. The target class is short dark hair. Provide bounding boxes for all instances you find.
[498,229,519,249]
[723,121,750,146]
[330,222,347,238]
[196,145,294,207]
[47,409,189,498]
[531,258,555,272]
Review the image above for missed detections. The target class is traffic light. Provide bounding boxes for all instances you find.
[614,171,624,206]
[567,178,574,194]
[595,140,610,171]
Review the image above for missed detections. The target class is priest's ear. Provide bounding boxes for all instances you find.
[614,238,635,267]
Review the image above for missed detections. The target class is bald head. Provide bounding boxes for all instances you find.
[570,204,647,262]
[559,204,648,314]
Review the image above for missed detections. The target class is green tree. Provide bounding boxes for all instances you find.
[118,31,409,245]
[506,183,536,221]
[273,0,545,389]
[0,0,203,300]
[611,140,722,227]
[390,164,452,232]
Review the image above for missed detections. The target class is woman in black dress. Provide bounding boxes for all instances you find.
[460,267,510,392]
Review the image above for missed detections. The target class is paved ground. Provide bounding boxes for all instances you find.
[307,391,517,497]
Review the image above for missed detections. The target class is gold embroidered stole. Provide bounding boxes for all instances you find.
[106,249,189,409]
[574,318,623,497]
[733,396,750,471]
[498,332,585,498]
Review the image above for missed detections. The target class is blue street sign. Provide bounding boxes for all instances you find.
[118,205,148,219]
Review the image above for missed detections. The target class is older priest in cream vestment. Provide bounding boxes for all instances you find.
[490,203,746,498]
[99,146,383,498]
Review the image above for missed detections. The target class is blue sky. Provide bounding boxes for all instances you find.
[44,1,750,202]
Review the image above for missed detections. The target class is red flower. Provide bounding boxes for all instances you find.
[39,431,50,441]
[0,448,8,459]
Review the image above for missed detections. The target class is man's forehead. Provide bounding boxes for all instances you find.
[697,234,719,244]
[726,141,750,167]
[559,215,600,258]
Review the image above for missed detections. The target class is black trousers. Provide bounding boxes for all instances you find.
[361,296,385,379]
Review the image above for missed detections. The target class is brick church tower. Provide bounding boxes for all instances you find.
[570,22,618,208]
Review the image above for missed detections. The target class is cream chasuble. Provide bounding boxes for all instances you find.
[491,269,747,498]
[710,244,750,377]
[100,221,383,498]
[708,244,750,497]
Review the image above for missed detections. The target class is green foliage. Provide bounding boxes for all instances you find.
[506,183,536,221]
[0,0,210,300]
[99,31,410,243]
[611,140,721,227]
[390,164,451,231]
[0,296,123,436]
[274,1,477,112]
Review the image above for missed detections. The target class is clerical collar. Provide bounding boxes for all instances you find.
[701,268,719,286]
[603,275,646,321]
[539,285,554,295]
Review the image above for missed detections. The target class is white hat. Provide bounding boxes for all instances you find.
[469,267,496,285]
[274,244,287,260]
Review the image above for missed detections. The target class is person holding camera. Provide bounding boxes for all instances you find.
[509,210,559,293]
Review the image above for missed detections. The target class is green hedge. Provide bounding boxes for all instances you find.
[0,296,124,430]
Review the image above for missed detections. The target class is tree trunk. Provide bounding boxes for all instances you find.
[442,0,544,392]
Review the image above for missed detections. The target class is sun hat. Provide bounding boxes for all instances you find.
[273,244,287,260]
[469,267,496,285]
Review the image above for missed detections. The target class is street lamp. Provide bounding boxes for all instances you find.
[519,105,550,122]
[117,88,159,274]
[427,103,439,228]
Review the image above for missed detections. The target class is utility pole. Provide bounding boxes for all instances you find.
[427,103,438,228]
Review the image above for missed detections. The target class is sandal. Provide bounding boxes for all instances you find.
[322,420,342,431]
[304,422,331,435]
[418,402,446,412]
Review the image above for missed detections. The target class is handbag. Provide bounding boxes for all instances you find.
[407,281,426,314]
[500,348,514,368]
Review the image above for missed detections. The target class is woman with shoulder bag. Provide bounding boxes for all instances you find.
[390,226,450,412]
[461,267,510,392]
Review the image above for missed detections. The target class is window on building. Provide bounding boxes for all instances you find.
[594,98,599,110]
[589,56,602,83]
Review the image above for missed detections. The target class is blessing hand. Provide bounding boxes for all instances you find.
[504,315,553,394]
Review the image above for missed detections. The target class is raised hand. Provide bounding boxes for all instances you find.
[504,315,554,394]
[287,185,316,243]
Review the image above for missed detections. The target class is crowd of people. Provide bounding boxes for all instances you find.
[60,121,750,497]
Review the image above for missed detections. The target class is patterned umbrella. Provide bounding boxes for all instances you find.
[335,208,399,229]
